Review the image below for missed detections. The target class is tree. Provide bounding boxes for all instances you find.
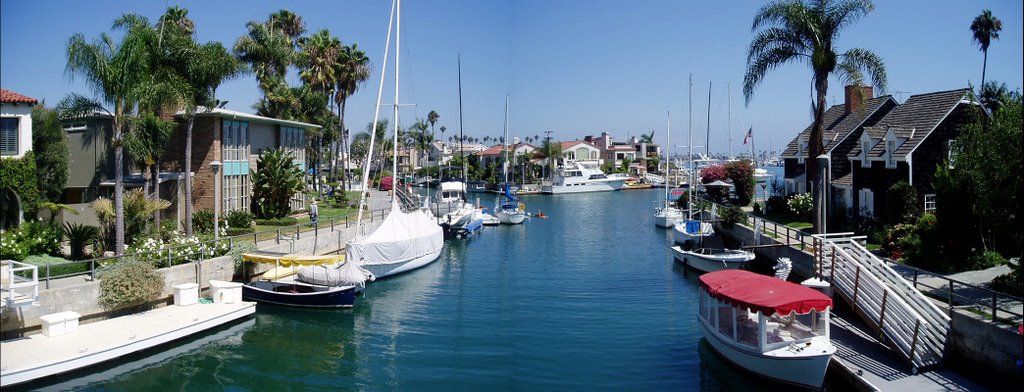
[978,81,1018,114]
[640,130,655,143]
[427,110,439,136]
[334,43,371,190]
[744,0,887,234]
[298,28,341,193]
[540,139,563,180]
[65,14,156,254]
[92,189,170,250]
[724,160,755,206]
[123,112,174,214]
[251,148,304,219]
[157,5,194,36]
[970,9,1002,92]
[31,105,70,202]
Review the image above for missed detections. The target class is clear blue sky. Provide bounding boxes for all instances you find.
[3,0,1021,156]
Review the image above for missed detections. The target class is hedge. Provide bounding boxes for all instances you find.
[0,151,41,220]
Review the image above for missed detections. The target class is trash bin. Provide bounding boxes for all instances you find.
[209,280,243,304]
[173,283,199,306]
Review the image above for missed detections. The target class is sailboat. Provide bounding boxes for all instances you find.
[347,0,444,279]
[654,110,683,228]
[673,76,714,245]
[438,54,484,238]
[495,95,527,225]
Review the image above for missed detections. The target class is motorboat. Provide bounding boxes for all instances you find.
[429,180,471,217]
[671,246,755,273]
[542,160,627,194]
[753,167,773,183]
[479,210,500,226]
[347,0,445,280]
[440,203,484,238]
[654,205,684,228]
[466,180,489,193]
[697,270,835,389]
[673,217,714,247]
[241,252,371,307]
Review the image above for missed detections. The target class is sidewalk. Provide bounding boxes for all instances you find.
[887,260,1022,325]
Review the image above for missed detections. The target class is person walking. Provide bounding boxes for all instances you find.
[309,199,319,230]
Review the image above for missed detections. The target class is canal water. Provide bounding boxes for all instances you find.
[25,188,840,391]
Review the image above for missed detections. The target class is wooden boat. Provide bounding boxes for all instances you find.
[671,246,755,273]
[241,252,371,308]
[697,270,835,389]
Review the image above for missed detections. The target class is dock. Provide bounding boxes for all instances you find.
[0,301,255,387]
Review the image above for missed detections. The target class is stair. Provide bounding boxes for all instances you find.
[2,260,39,310]
[812,234,950,373]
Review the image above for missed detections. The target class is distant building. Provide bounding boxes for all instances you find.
[585,131,661,175]
[1,89,38,229]
[474,142,538,168]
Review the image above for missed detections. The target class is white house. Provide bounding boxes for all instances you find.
[0,89,36,159]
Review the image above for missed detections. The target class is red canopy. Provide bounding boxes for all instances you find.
[699,270,832,315]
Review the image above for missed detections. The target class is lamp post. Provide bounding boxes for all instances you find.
[211,160,222,241]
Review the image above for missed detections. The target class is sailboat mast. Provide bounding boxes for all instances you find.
[503,95,510,189]
[458,54,467,190]
[705,81,711,157]
[728,83,732,159]
[688,74,693,215]
[391,0,401,206]
[665,110,670,205]
[355,0,396,232]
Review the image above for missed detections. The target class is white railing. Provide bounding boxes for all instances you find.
[2,260,39,309]
[644,172,665,184]
[814,235,949,372]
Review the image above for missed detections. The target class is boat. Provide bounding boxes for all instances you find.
[466,180,489,193]
[541,160,628,194]
[430,179,471,217]
[479,209,500,226]
[672,216,715,247]
[697,270,836,389]
[241,252,371,307]
[655,110,683,228]
[753,167,773,183]
[494,95,528,225]
[347,0,444,280]
[439,200,484,238]
[671,246,755,272]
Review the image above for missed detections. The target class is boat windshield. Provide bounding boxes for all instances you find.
[701,288,828,350]
[765,309,827,346]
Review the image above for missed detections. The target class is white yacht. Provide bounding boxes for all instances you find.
[542,160,627,194]
[429,180,471,217]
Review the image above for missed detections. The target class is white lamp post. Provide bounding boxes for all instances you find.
[211,160,222,240]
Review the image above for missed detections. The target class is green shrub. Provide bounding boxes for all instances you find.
[881,224,914,260]
[23,254,90,279]
[98,258,165,309]
[63,222,99,260]
[765,195,787,215]
[886,181,920,224]
[3,221,64,258]
[251,148,304,219]
[228,241,258,269]
[226,227,255,236]
[254,217,298,226]
[719,205,745,226]
[990,260,1022,297]
[967,250,1006,270]
[192,209,215,234]
[226,210,254,230]
[1,229,29,260]
[752,202,763,215]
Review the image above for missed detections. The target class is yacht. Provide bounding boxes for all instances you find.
[542,160,627,194]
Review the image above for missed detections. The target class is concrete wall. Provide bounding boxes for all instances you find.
[946,311,1024,383]
[713,220,818,279]
[1,218,382,338]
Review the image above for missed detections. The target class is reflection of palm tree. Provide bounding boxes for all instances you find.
[744,0,886,233]
[970,10,1002,93]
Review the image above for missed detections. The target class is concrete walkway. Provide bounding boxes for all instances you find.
[887,260,1022,325]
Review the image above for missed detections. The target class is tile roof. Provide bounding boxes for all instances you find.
[781,96,895,157]
[0,89,38,104]
[476,143,537,156]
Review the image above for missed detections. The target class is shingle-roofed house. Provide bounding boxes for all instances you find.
[781,86,898,214]
[845,88,977,218]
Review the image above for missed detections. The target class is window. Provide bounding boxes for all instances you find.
[1,118,18,156]
[924,194,936,212]
[223,174,250,213]
[859,188,874,217]
[947,139,957,169]
[222,120,250,212]
[861,141,870,165]
[886,140,896,168]
[222,120,250,161]
[797,140,807,163]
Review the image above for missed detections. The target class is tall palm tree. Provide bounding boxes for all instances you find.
[268,9,306,47]
[970,9,1002,93]
[427,110,439,136]
[743,0,887,233]
[298,29,341,193]
[333,43,371,190]
[540,139,563,181]
[65,14,158,254]
[157,5,194,37]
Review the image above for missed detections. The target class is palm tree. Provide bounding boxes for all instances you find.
[268,9,306,47]
[123,112,175,215]
[540,139,563,181]
[298,29,341,193]
[427,110,439,136]
[157,5,194,37]
[334,43,371,191]
[743,0,887,233]
[65,14,158,254]
[970,10,1003,94]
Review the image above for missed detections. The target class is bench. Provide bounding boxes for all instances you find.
[40,311,81,337]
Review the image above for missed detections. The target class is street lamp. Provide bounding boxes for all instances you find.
[211,160,222,241]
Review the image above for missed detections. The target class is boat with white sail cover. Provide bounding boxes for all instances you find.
[542,160,627,194]
[495,95,527,224]
[654,110,683,228]
[347,0,444,280]
[697,270,835,389]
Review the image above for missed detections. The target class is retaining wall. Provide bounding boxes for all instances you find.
[1,219,382,338]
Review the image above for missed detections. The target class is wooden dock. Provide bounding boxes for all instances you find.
[0,301,255,387]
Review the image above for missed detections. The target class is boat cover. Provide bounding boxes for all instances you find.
[699,270,832,315]
[243,252,345,267]
[348,203,444,266]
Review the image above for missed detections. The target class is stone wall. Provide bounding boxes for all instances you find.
[0,218,382,338]
[946,311,1024,383]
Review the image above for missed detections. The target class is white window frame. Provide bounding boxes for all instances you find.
[886,139,897,168]
[947,139,957,169]
[861,141,870,166]
[859,188,874,217]
[0,117,18,156]
[924,194,936,212]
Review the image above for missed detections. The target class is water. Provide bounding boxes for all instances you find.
[24,189,834,391]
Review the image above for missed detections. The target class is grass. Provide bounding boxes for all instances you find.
[251,203,373,241]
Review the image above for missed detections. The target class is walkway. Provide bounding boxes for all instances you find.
[0,301,255,387]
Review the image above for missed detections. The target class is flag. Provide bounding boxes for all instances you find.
[742,127,752,145]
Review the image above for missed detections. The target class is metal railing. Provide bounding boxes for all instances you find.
[2,260,39,308]
[24,207,392,289]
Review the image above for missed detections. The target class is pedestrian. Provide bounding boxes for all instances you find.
[309,199,319,229]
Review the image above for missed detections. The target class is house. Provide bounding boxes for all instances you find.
[846,88,977,219]
[586,131,661,175]
[0,89,38,229]
[62,107,319,228]
[781,85,899,216]
[474,142,537,168]
[559,140,601,164]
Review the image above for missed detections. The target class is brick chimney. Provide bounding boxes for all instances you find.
[844,85,874,114]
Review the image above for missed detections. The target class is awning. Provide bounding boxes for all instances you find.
[704,180,734,187]
[242,252,345,267]
[699,270,832,315]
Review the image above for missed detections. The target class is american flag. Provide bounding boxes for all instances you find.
[742,127,752,145]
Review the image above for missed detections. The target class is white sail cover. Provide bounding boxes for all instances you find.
[297,260,374,288]
[348,204,443,267]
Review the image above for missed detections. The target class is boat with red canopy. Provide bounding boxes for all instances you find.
[697,270,835,389]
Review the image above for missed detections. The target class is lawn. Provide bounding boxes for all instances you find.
[250,191,375,241]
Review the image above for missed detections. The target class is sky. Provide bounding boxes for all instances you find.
[2,0,1022,157]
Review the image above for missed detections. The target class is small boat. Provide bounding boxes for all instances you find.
[466,180,489,193]
[673,218,714,247]
[671,246,755,272]
[430,180,471,217]
[479,211,501,226]
[753,167,773,183]
[241,252,371,307]
[440,204,484,238]
[494,96,528,225]
[697,270,835,389]
[654,111,683,228]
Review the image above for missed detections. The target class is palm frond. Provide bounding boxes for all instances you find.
[839,48,887,93]
[744,46,802,104]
